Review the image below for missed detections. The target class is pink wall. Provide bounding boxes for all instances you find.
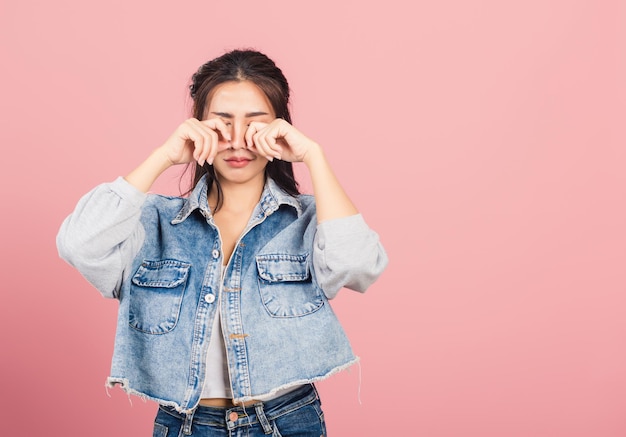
[1,1,624,435]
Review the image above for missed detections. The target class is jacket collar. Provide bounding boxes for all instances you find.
[171,176,302,224]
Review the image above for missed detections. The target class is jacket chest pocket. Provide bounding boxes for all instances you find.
[128,259,191,334]
[256,253,323,318]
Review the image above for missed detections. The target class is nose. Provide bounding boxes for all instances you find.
[229,122,247,150]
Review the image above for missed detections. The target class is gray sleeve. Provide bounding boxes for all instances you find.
[56,177,147,299]
[313,214,388,299]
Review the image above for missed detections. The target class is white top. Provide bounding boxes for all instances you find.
[200,265,302,400]
[201,304,232,398]
[201,265,232,398]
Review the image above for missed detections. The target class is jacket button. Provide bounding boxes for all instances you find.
[204,294,216,304]
[212,249,220,259]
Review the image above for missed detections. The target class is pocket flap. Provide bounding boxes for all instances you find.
[132,260,191,288]
[256,254,310,282]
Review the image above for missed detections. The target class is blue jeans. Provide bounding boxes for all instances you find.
[153,384,327,437]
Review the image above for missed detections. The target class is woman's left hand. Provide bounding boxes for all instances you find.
[245,119,319,163]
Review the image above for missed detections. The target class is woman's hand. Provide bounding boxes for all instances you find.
[245,119,320,164]
[160,118,231,166]
[245,119,358,223]
[125,118,231,193]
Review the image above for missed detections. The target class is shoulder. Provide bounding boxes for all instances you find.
[295,193,315,211]
[144,192,186,209]
[141,193,187,222]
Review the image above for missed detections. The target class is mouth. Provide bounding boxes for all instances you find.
[223,155,254,168]
[223,152,255,161]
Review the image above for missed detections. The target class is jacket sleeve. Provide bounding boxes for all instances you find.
[56,177,147,299]
[313,214,388,299]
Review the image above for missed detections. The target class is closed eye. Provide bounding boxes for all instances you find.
[210,111,270,119]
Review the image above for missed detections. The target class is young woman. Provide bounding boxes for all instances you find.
[57,49,387,436]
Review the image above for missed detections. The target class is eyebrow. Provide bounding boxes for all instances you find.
[210,111,270,118]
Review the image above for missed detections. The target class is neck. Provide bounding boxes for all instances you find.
[209,176,265,214]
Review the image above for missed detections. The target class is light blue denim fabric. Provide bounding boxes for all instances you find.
[57,176,387,413]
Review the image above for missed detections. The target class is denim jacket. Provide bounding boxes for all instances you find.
[57,176,387,413]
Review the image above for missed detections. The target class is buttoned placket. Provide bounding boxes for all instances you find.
[189,206,274,407]
[183,235,225,409]
[219,209,272,400]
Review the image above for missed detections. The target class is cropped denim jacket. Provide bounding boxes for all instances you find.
[57,176,387,413]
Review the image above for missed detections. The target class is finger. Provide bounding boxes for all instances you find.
[202,130,219,165]
[244,123,256,150]
[191,119,223,165]
[252,130,276,161]
[186,121,217,166]
[256,125,282,160]
[263,127,284,160]
[193,120,219,164]
[202,118,232,142]
[245,122,265,150]
[180,128,204,164]
[247,125,273,161]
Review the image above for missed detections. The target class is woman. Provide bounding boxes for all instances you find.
[57,49,387,436]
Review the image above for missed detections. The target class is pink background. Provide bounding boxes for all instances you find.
[1,1,625,435]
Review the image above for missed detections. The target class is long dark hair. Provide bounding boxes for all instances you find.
[187,49,300,210]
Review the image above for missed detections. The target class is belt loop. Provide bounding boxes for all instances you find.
[182,409,195,436]
[311,383,320,400]
[254,403,273,434]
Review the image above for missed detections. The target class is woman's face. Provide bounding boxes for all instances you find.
[205,80,276,187]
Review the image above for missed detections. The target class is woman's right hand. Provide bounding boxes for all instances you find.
[160,118,232,166]
[125,118,232,193]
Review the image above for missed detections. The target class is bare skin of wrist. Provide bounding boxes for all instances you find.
[302,143,358,223]
[301,142,323,168]
[124,147,177,193]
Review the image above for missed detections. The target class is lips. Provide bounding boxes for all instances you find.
[223,153,254,162]
[223,155,254,168]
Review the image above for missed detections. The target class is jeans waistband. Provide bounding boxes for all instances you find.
[159,384,319,432]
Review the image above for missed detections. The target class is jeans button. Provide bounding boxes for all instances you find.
[229,412,238,422]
